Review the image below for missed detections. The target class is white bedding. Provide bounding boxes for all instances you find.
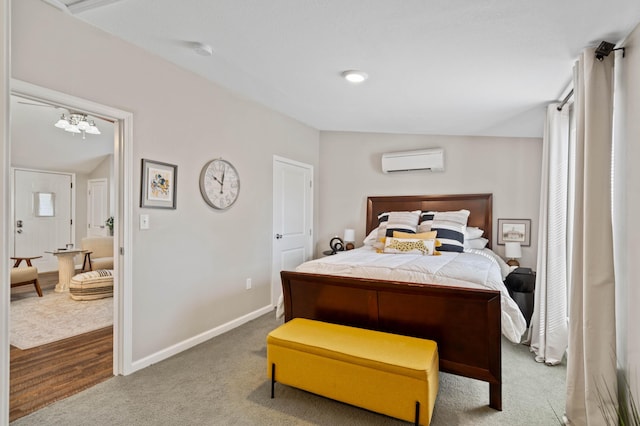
[277,246,526,343]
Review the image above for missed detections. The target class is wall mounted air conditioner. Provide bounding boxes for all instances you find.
[381,148,444,173]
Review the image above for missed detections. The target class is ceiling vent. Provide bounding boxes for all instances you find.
[381,148,444,173]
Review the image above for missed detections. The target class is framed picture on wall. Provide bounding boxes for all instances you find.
[497,218,531,246]
[140,159,177,209]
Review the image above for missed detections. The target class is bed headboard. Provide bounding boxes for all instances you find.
[366,193,493,248]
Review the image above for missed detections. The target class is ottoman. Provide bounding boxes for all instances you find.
[69,270,114,300]
[267,318,439,425]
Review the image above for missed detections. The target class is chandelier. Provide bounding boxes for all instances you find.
[54,113,101,139]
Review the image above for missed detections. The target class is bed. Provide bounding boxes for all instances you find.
[279,193,526,410]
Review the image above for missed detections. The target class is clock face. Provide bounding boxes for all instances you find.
[199,159,240,210]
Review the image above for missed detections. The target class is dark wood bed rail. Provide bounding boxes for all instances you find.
[280,271,503,410]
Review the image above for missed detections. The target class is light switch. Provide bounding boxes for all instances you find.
[140,214,150,230]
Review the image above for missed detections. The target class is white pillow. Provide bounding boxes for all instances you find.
[417,211,435,233]
[464,227,484,240]
[464,237,489,249]
[431,209,470,253]
[363,228,378,246]
[375,210,421,250]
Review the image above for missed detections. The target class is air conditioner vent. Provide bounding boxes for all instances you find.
[381,148,444,173]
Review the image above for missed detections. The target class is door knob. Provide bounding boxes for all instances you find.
[275,234,283,239]
[16,229,23,234]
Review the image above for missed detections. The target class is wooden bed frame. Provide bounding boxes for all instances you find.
[280,193,502,410]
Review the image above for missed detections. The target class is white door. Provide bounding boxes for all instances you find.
[87,178,109,237]
[13,169,74,272]
[271,156,313,305]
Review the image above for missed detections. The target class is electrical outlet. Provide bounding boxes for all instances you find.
[245,278,252,290]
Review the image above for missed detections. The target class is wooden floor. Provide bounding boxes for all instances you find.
[9,271,114,422]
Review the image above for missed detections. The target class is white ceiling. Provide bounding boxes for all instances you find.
[47,0,640,138]
[11,95,114,174]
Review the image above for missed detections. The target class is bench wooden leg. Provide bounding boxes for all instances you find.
[414,401,420,426]
[271,363,275,399]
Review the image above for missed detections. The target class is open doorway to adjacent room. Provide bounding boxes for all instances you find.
[7,83,128,422]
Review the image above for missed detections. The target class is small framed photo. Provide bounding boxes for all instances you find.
[140,159,177,209]
[497,218,531,246]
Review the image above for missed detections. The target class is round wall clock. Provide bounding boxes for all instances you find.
[199,158,240,210]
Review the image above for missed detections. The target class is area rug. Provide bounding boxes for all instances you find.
[10,289,113,350]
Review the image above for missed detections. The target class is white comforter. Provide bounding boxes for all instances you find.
[279,246,526,343]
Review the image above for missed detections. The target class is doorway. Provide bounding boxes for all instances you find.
[6,79,133,418]
[12,169,74,272]
[87,178,109,237]
[271,156,313,306]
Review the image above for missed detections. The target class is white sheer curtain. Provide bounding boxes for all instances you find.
[565,47,618,425]
[612,44,637,420]
[528,104,569,365]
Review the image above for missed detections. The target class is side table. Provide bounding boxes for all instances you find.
[504,267,536,327]
[45,249,88,292]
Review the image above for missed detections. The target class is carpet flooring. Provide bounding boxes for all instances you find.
[11,312,566,425]
[10,288,113,350]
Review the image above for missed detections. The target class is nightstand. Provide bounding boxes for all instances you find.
[504,267,536,327]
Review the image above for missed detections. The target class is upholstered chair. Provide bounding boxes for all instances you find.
[80,237,114,271]
[10,262,43,297]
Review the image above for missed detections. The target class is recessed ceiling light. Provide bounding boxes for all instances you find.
[341,70,368,83]
[193,42,213,57]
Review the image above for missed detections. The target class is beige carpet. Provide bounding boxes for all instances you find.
[10,289,113,349]
[12,312,566,426]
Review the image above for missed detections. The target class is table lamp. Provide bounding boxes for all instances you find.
[344,229,355,250]
[504,242,522,267]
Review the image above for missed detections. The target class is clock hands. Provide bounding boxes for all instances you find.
[212,170,226,194]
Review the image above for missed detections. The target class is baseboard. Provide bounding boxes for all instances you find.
[129,304,274,374]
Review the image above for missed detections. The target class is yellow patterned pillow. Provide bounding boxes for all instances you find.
[383,237,436,255]
[389,231,443,255]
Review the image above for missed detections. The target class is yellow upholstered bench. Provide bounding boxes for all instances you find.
[267,318,439,425]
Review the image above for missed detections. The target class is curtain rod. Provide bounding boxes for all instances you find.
[556,89,574,111]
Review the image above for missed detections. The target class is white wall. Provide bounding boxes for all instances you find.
[319,131,542,268]
[11,0,320,361]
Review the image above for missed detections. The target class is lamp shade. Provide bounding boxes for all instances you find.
[343,229,355,243]
[504,242,522,259]
[85,123,101,134]
[54,114,69,129]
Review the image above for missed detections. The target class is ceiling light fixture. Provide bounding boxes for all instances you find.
[341,70,368,84]
[54,113,101,139]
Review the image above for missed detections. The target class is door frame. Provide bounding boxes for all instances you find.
[1,4,9,421]
[7,79,135,376]
[271,155,314,307]
[10,167,76,272]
